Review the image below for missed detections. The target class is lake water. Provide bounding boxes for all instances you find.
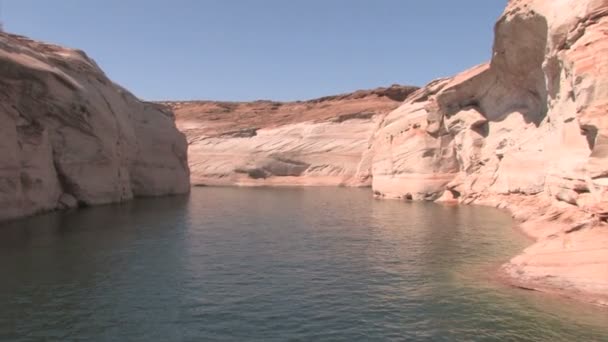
[0,187,607,341]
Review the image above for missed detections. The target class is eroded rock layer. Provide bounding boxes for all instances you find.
[0,33,189,221]
[371,0,608,305]
[165,85,417,187]
[6,0,606,306]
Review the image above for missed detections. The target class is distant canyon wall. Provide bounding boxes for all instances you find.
[166,86,417,187]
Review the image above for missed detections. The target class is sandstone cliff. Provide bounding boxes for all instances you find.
[164,85,417,187]
[0,33,189,221]
[170,0,608,305]
[371,0,608,305]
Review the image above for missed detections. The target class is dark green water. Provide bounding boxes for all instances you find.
[0,188,607,341]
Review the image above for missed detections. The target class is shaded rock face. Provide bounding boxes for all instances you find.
[166,85,418,187]
[0,33,189,221]
[371,0,608,305]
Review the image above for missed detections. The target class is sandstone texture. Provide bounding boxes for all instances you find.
[0,33,189,221]
[370,0,608,305]
[167,0,608,305]
[164,85,417,187]
[5,0,606,306]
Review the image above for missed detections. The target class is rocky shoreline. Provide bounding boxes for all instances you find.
[480,195,608,307]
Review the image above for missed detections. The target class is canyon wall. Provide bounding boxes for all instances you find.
[0,33,190,221]
[172,0,608,305]
[371,0,608,304]
[165,86,417,187]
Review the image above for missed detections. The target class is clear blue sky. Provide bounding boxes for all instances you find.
[3,0,506,101]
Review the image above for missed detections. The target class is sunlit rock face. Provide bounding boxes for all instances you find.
[370,0,608,305]
[166,85,418,187]
[0,33,190,221]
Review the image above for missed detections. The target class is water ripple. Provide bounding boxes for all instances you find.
[0,187,607,341]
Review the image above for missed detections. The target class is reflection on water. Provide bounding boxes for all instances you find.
[0,188,606,341]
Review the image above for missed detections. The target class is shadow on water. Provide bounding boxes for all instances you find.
[0,194,191,248]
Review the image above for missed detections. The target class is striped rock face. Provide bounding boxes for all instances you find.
[370,0,608,305]
[166,85,418,187]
